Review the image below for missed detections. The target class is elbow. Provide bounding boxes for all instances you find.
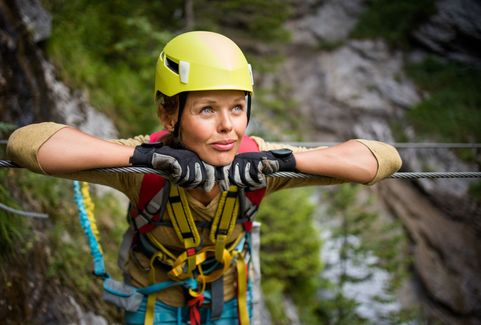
[6,128,24,165]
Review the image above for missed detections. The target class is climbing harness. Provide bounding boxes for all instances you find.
[73,182,258,325]
[122,131,265,325]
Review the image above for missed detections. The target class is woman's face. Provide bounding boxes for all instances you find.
[178,90,248,166]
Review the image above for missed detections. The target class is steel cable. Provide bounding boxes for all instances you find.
[0,160,480,179]
[0,202,49,218]
[282,142,481,149]
[2,159,479,219]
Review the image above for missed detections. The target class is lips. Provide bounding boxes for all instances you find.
[211,139,236,151]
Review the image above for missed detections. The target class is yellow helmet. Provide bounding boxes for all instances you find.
[154,31,254,97]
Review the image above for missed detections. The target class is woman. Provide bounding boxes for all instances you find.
[7,31,401,324]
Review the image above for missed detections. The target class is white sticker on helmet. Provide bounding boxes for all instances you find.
[179,61,190,84]
[248,64,254,86]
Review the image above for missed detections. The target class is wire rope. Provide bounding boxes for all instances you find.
[282,142,481,149]
[0,202,49,218]
[0,160,479,179]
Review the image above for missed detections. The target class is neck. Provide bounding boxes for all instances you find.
[187,185,220,206]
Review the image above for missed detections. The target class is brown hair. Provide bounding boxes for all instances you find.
[155,91,184,148]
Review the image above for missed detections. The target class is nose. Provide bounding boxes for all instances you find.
[217,110,233,133]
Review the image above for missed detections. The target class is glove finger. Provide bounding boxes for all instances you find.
[261,159,280,174]
[179,163,203,189]
[202,163,216,192]
[192,162,205,188]
[215,165,230,192]
[232,163,245,187]
[153,154,184,182]
[243,162,263,187]
[249,161,266,188]
[249,161,264,183]
[176,164,191,186]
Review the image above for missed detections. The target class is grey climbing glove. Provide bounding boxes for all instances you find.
[130,142,216,191]
[217,149,296,190]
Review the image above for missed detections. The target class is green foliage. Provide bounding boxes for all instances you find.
[261,278,289,324]
[256,188,323,324]
[351,0,436,48]
[194,0,292,43]
[43,0,175,136]
[405,56,481,143]
[0,122,16,133]
[468,180,481,202]
[254,84,305,141]
[0,166,125,319]
[316,291,369,325]
[0,171,27,258]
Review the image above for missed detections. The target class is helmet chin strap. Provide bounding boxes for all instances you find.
[246,92,252,122]
[173,92,188,138]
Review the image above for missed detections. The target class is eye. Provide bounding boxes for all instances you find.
[232,105,244,113]
[200,106,214,114]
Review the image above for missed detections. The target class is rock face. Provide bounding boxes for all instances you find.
[0,0,116,138]
[280,0,481,323]
[0,0,114,324]
[0,0,59,125]
[414,0,481,65]
[287,0,365,45]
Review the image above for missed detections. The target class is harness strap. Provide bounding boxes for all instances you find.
[168,246,232,282]
[134,183,170,232]
[210,274,224,320]
[166,185,201,274]
[144,253,198,325]
[235,250,249,325]
[209,185,240,263]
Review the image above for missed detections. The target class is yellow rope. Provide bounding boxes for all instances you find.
[80,182,103,254]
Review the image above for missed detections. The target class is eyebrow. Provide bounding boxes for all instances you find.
[193,96,245,105]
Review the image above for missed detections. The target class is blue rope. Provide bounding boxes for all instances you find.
[73,181,107,278]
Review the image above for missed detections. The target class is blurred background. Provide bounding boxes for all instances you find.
[0,0,480,324]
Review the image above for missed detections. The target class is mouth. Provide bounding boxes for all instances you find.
[210,139,236,151]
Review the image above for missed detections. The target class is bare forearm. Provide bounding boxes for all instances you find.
[294,140,378,183]
[37,127,134,173]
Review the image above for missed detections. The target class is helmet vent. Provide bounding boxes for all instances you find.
[165,57,179,74]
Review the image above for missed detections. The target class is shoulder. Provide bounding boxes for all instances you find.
[109,134,149,146]
[250,135,322,153]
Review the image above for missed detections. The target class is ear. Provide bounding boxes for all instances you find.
[158,109,177,132]
[165,118,176,132]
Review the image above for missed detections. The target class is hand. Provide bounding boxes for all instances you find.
[130,143,215,191]
[217,149,296,190]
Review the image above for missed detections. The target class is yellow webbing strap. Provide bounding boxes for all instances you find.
[235,251,249,325]
[146,232,176,266]
[209,185,239,263]
[80,182,103,254]
[145,293,156,325]
[145,253,164,325]
[166,186,200,273]
[168,246,232,282]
